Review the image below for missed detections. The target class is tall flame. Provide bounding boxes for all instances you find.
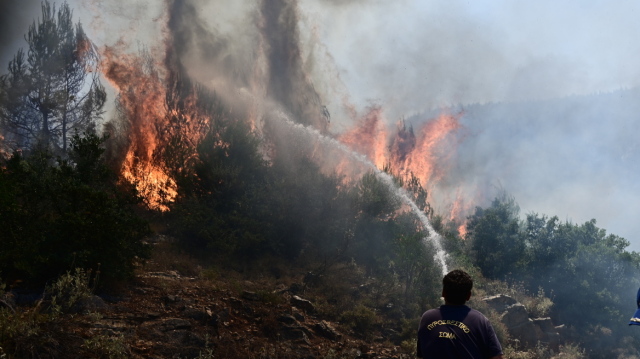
[338,106,389,170]
[101,43,212,211]
[338,110,463,206]
[92,1,472,229]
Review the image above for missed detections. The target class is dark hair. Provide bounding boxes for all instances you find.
[443,269,473,305]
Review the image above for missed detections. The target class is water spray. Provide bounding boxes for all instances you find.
[273,111,449,275]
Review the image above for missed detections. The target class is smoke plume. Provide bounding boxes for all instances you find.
[4,0,639,248]
[0,0,43,67]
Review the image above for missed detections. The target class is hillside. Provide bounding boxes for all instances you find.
[1,237,417,359]
[1,236,592,359]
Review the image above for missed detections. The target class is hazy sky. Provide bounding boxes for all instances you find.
[4,0,640,105]
[301,0,640,112]
[2,0,640,249]
[300,0,640,250]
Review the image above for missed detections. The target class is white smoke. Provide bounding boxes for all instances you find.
[5,0,640,250]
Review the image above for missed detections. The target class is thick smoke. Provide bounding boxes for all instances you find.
[0,0,42,68]
[156,0,328,132]
[4,0,639,249]
[259,0,326,130]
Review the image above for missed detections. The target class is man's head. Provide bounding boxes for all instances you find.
[442,269,473,305]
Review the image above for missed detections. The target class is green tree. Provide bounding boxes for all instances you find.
[393,232,436,305]
[466,197,640,357]
[0,133,150,285]
[465,194,526,279]
[0,1,105,154]
[169,115,274,260]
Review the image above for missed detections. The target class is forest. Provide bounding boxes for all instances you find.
[1,1,640,358]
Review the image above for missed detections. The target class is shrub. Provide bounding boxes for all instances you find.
[522,287,553,318]
[82,332,129,359]
[0,305,58,358]
[45,268,94,315]
[553,344,586,359]
[339,304,378,336]
[0,133,150,286]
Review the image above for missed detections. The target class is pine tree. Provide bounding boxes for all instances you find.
[0,1,105,154]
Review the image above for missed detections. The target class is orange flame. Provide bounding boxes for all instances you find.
[337,109,467,232]
[449,188,473,239]
[338,105,389,169]
[338,110,462,188]
[101,46,174,210]
[395,113,462,187]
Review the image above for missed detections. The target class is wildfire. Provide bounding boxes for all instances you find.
[449,189,472,239]
[339,110,462,193]
[101,44,209,211]
[332,107,477,235]
[396,113,462,187]
[338,106,389,170]
[90,1,472,230]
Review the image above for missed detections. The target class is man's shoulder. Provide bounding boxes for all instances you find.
[418,307,443,328]
[423,307,442,314]
[467,307,489,318]
[464,306,494,325]
[420,307,443,318]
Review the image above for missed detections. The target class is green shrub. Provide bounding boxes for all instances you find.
[553,343,586,359]
[83,332,129,359]
[339,304,378,336]
[522,287,553,318]
[45,268,94,315]
[255,290,282,305]
[400,339,417,355]
[0,134,150,286]
[0,306,57,358]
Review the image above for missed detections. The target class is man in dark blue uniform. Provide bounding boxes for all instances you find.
[629,287,640,326]
[417,269,503,359]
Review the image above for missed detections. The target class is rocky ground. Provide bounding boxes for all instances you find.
[1,239,566,358]
[80,269,411,359]
[1,251,415,359]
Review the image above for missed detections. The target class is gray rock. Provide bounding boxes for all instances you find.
[483,294,517,313]
[289,283,303,294]
[508,319,538,348]
[500,304,530,328]
[313,320,342,340]
[291,295,315,313]
[182,307,210,322]
[159,318,192,331]
[278,314,298,325]
[292,307,305,322]
[532,317,555,333]
[242,290,260,301]
[279,327,308,340]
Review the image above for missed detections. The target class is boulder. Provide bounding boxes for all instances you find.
[292,307,306,322]
[278,314,298,325]
[500,304,529,328]
[483,294,517,313]
[532,318,561,351]
[500,304,538,348]
[291,295,315,313]
[159,318,192,331]
[182,307,210,322]
[313,320,342,340]
[241,290,260,301]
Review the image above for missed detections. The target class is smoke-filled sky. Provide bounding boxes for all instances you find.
[2,0,640,249]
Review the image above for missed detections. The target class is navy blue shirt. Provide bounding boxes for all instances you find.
[417,305,503,359]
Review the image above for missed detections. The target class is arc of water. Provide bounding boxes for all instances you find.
[274,111,448,275]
